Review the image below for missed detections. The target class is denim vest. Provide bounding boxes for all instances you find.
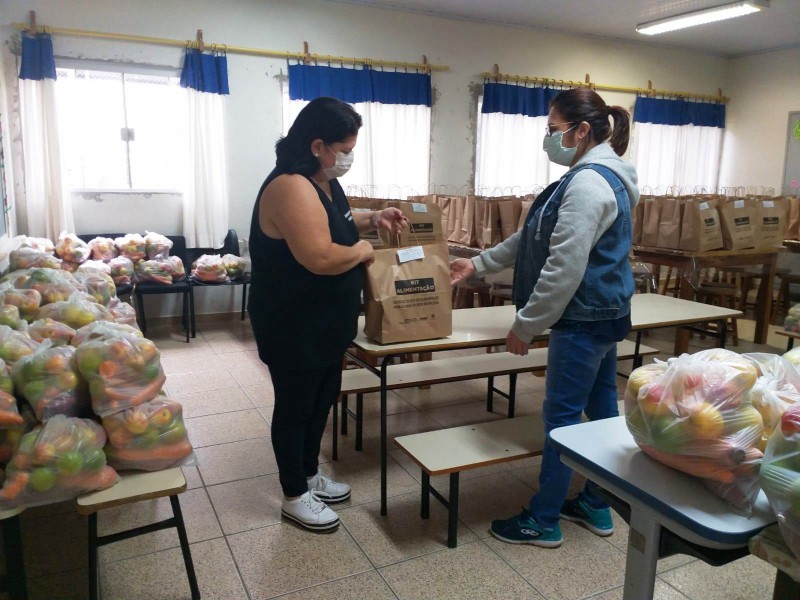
[513,164,634,323]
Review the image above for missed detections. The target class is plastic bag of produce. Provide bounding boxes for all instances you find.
[168,256,185,281]
[0,325,39,366]
[0,305,22,331]
[108,256,135,286]
[37,291,113,330]
[106,299,139,329]
[0,404,36,465]
[0,415,118,509]
[759,403,800,561]
[144,231,172,260]
[192,254,228,283]
[73,268,116,306]
[18,236,55,254]
[135,259,173,285]
[103,396,194,471]
[114,234,146,261]
[221,254,246,279]
[87,237,118,262]
[625,348,764,512]
[0,359,22,428]
[0,287,41,322]
[71,320,142,346]
[9,248,61,271]
[75,335,165,417]
[19,268,83,305]
[12,341,89,422]
[28,318,76,346]
[55,233,91,264]
[78,260,112,275]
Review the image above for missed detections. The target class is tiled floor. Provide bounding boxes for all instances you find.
[3,314,787,599]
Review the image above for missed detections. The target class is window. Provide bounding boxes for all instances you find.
[55,68,186,190]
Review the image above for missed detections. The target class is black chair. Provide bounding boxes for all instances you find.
[188,229,250,335]
[76,233,133,299]
[133,235,195,342]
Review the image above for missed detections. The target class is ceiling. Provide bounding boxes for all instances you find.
[328,0,800,58]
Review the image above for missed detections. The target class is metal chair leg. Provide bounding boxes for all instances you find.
[169,496,201,600]
[88,513,99,600]
[1,515,28,600]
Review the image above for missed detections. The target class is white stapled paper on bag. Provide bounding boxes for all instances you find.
[734,199,745,209]
[412,203,428,213]
[397,246,425,263]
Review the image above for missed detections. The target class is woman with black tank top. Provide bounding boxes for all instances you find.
[248,97,408,532]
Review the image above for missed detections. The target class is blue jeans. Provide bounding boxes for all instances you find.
[528,329,620,528]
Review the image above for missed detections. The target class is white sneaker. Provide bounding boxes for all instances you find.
[307,471,351,504]
[281,491,340,532]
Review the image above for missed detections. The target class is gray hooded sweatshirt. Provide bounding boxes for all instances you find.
[472,142,640,342]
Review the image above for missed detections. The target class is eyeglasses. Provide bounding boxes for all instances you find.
[545,122,575,136]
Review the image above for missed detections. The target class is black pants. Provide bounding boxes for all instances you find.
[267,361,342,498]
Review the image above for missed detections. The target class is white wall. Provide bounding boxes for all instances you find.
[719,47,800,193]
[0,0,792,314]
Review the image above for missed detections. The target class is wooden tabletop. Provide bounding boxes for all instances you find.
[353,293,741,356]
[633,245,784,258]
[76,467,187,514]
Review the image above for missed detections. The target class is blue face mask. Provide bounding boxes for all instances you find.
[542,124,579,166]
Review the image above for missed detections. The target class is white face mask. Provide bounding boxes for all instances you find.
[322,145,354,179]
[542,124,579,166]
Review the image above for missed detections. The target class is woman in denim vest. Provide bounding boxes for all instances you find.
[451,88,639,547]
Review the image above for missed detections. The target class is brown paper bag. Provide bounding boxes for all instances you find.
[718,197,757,250]
[656,196,683,249]
[518,198,535,232]
[640,197,661,247]
[457,196,477,246]
[785,196,800,240]
[363,203,452,344]
[498,198,522,241]
[378,201,444,247]
[679,198,723,252]
[754,197,787,248]
[474,197,502,249]
[632,196,647,245]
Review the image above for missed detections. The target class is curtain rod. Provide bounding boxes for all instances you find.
[12,22,449,72]
[481,68,728,103]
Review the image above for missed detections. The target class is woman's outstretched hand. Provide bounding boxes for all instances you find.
[450,258,476,286]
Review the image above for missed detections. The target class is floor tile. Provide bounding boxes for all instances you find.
[166,369,239,394]
[379,540,542,600]
[229,363,273,386]
[421,399,506,428]
[275,570,396,600]
[100,537,247,599]
[339,492,477,567]
[194,436,277,486]
[658,554,775,600]
[97,488,222,564]
[168,386,254,419]
[485,521,628,600]
[339,390,420,420]
[240,383,275,407]
[160,354,222,376]
[207,474,283,535]
[258,405,274,424]
[593,579,691,599]
[185,408,269,447]
[182,465,204,489]
[397,380,484,410]
[227,523,371,599]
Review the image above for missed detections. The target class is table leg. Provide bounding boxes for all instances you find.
[2,515,27,600]
[380,356,391,516]
[674,267,695,356]
[622,508,661,600]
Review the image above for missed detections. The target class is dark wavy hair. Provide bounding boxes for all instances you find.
[274,97,362,176]
[550,88,631,156]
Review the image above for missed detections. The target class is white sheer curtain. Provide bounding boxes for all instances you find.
[474,104,566,195]
[19,77,73,240]
[182,90,229,248]
[283,92,430,197]
[632,122,724,192]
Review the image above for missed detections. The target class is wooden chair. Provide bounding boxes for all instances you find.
[695,268,741,345]
[452,277,491,309]
[76,468,200,600]
[775,271,800,324]
[489,282,513,306]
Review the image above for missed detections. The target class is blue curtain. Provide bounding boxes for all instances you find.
[634,97,725,128]
[180,48,229,95]
[288,64,431,106]
[481,83,560,117]
[19,33,56,81]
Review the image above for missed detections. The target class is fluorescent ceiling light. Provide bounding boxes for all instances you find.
[636,0,768,35]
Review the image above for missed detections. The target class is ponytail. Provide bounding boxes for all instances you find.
[607,105,631,156]
[551,88,632,157]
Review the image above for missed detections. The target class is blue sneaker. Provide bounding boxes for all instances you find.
[489,508,562,548]
[559,497,614,536]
